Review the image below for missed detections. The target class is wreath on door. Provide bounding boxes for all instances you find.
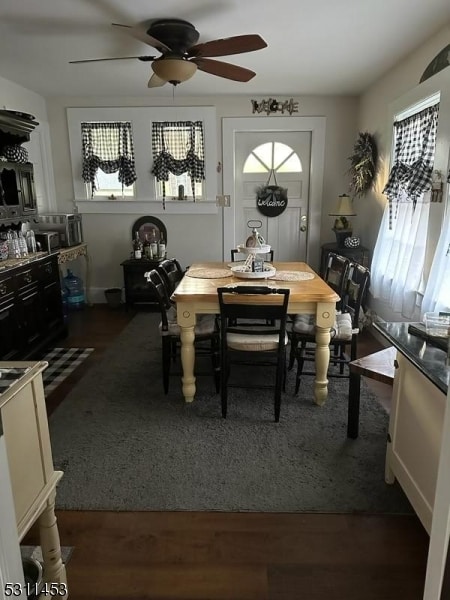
[256,169,288,217]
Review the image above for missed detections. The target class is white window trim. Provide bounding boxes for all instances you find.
[67,106,218,215]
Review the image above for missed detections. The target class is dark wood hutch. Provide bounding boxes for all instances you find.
[0,110,66,360]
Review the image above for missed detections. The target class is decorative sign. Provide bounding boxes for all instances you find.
[251,98,299,116]
[256,185,288,217]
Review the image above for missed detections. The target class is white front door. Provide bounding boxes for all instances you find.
[222,116,326,270]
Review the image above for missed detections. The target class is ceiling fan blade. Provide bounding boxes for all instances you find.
[112,23,171,53]
[148,74,167,88]
[188,34,267,58]
[69,56,155,64]
[192,58,256,82]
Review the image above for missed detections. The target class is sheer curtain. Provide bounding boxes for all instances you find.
[421,172,450,314]
[371,103,439,318]
[371,192,430,317]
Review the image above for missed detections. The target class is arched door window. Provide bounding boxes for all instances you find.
[243,142,302,174]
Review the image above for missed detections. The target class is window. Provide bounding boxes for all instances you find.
[371,100,440,318]
[81,121,137,198]
[151,121,205,208]
[243,142,302,174]
[421,177,450,314]
[68,106,217,215]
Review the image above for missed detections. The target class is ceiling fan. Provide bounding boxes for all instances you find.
[69,18,267,87]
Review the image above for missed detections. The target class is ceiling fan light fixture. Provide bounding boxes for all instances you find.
[152,58,197,85]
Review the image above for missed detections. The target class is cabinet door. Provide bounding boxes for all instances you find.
[0,163,22,219]
[18,164,37,215]
[17,285,42,349]
[0,299,21,360]
[41,280,64,331]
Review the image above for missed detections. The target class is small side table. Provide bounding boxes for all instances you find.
[320,242,370,277]
[121,258,163,309]
[347,346,395,439]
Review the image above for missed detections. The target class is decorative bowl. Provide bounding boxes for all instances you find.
[344,236,361,248]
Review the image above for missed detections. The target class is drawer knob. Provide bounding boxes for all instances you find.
[394,359,399,369]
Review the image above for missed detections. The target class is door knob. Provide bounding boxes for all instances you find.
[300,215,307,232]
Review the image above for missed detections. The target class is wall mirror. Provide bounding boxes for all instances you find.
[131,216,167,244]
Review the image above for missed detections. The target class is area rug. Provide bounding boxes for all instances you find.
[48,313,412,514]
[41,348,94,396]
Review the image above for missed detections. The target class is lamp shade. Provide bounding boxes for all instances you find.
[152,58,197,85]
[329,193,356,216]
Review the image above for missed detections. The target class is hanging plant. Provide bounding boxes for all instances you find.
[347,132,378,197]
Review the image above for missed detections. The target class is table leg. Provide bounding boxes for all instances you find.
[37,491,67,593]
[314,326,331,406]
[348,371,361,438]
[180,325,196,403]
[83,249,92,306]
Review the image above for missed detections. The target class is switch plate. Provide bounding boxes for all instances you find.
[216,195,231,207]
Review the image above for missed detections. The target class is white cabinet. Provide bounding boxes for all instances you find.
[0,361,67,598]
[386,351,446,534]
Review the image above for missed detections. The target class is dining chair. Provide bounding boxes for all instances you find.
[146,269,220,394]
[230,248,274,262]
[156,258,184,297]
[217,285,290,422]
[288,252,351,370]
[293,263,371,394]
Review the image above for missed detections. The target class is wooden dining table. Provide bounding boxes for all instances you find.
[171,261,339,405]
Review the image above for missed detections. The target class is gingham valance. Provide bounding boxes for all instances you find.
[151,121,205,208]
[383,104,439,225]
[81,121,137,195]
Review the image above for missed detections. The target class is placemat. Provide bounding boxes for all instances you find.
[186,268,233,279]
[269,271,315,281]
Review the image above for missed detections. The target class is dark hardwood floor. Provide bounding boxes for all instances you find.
[25,305,429,600]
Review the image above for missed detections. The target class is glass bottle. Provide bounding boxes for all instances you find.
[133,231,143,259]
[26,229,37,253]
[150,232,158,260]
[18,231,28,257]
[143,234,152,259]
[159,235,166,259]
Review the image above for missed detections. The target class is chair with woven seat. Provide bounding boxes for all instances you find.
[217,285,290,422]
[288,252,351,370]
[293,263,370,394]
[146,269,220,394]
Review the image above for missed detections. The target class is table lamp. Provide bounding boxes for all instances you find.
[329,194,356,247]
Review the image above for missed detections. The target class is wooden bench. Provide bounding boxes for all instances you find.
[347,346,396,439]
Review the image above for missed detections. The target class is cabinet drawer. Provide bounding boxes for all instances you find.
[36,257,57,282]
[0,275,15,298]
[16,268,37,289]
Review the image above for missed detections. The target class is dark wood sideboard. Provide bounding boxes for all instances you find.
[0,252,67,360]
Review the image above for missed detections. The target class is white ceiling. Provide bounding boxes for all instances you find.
[0,0,449,99]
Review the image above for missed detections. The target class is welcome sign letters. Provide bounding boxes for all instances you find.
[256,170,288,217]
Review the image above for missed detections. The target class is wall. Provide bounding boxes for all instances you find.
[45,95,358,300]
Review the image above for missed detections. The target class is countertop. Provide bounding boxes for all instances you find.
[0,251,50,271]
[374,321,449,395]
